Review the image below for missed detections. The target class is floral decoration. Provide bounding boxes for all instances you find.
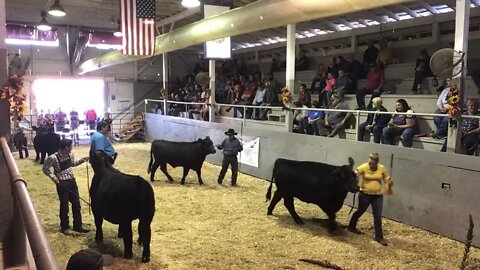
[281,87,293,110]
[447,85,461,117]
[0,73,27,121]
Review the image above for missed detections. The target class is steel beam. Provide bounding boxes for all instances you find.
[77,0,414,74]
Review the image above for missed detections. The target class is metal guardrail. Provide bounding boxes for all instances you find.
[0,136,59,270]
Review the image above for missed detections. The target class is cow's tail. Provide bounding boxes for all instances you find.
[147,145,154,174]
[348,192,357,216]
[265,164,276,202]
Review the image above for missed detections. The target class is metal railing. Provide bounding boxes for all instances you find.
[0,136,59,270]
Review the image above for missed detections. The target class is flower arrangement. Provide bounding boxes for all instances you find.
[0,73,27,121]
[447,85,461,117]
[280,87,293,110]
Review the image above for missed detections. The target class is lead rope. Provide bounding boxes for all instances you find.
[348,192,357,216]
[86,161,91,215]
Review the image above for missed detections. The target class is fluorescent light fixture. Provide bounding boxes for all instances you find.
[5,38,59,47]
[181,0,200,8]
[86,42,123,50]
[37,11,52,31]
[48,0,66,17]
[113,31,122,37]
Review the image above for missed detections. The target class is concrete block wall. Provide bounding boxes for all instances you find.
[145,113,480,247]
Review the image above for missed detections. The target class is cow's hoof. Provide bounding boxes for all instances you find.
[180,182,185,185]
[198,181,204,185]
[267,211,273,215]
[142,256,150,263]
[294,219,304,225]
[150,179,155,182]
[124,253,133,260]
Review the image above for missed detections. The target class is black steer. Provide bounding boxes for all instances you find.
[90,151,155,262]
[147,137,216,184]
[266,157,359,232]
[33,126,60,164]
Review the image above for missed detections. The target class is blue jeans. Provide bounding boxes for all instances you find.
[358,122,385,143]
[441,133,479,155]
[382,126,417,147]
[433,109,449,137]
[349,192,384,240]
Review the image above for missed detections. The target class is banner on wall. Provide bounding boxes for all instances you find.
[239,136,260,168]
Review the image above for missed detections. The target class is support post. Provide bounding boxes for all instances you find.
[162,26,169,115]
[209,60,216,122]
[285,23,296,132]
[447,0,470,153]
[0,0,9,137]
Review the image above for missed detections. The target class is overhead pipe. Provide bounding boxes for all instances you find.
[77,0,413,74]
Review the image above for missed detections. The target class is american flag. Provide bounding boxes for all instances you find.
[120,0,156,55]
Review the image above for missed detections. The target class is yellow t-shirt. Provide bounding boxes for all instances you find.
[356,163,392,195]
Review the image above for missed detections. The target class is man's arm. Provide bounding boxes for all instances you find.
[42,157,59,184]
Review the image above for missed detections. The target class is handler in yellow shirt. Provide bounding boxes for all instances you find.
[347,153,392,246]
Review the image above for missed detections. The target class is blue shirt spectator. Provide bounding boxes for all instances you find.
[90,121,116,162]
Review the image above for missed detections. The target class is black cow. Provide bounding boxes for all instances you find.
[90,151,155,262]
[33,126,60,164]
[266,157,359,232]
[147,137,216,184]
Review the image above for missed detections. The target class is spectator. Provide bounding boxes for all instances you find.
[356,63,384,110]
[297,84,311,107]
[345,53,363,93]
[216,128,243,187]
[310,64,327,94]
[307,101,327,136]
[251,82,267,119]
[377,39,394,67]
[441,98,480,155]
[318,93,352,138]
[13,128,29,159]
[432,78,452,139]
[85,109,97,131]
[334,69,351,98]
[382,99,418,148]
[37,109,45,128]
[327,57,338,77]
[357,97,390,143]
[55,108,67,132]
[188,95,203,119]
[234,76,257,118]
[348,153,392,247]
[225,82,243,115]
[270,58,280,75]
[258,80,278,120]
[66,248,114,270]
[90,121,117,164]
[411,49,432,94]
[295,48,309,71]
[320,72,336,108]
[42,139,90,233]
[293,102,310,134]
[363,40,379,74]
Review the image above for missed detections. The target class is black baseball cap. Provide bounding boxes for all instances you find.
[66,249,114,270]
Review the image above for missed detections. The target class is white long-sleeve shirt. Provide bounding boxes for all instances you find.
[437,87,450,109]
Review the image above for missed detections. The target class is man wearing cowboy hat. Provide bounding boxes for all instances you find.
[216,128,243,186]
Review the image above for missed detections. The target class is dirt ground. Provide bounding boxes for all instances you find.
[14,143,480,270]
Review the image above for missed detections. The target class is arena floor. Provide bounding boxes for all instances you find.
[15,143,480,270]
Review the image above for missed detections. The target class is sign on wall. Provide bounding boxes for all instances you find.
[239,136,260,168]
[203,5,231,59]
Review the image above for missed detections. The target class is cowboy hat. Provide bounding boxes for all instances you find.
[225,128,237,135]
[66,249,114,270]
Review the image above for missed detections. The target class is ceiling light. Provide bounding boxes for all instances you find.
[181,0,200,8]
[37,11,52,31]
[113,19,122,37]
[48,0,66,17]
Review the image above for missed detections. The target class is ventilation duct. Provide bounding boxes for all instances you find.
[71,36,89,71]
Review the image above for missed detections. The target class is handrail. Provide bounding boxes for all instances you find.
[0,136,59,270]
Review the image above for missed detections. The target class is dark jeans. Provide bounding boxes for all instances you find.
[356,88,382,110]
[382,126,417,147]
[56,179,82,229]
[217,155,238,185]
[441,133,479,155]
[358,122,385,143]
[349,192,384,240]
[234,101,252,118]
[88,120,96,130]
[411,71,427,93]
[433,109,449,137]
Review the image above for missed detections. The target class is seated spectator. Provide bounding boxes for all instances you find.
[441,98,480,155]
[188,95,203,119]
[270,58,280,75]
[334,69,351,98]
[382,99,418,148]
[258,80,278,120]
[363,40,378,76]
[432,78,452,139]
[377,39,395,67]
[310,64,327,94]
[251,83,267,119]
[307,101,327,136]
[320,73,336,108]
[225,82,243,114]
[295,48,309,71]
[411,49,432,94]
[345,53,363,93]
[293,102,310,134]
[357,97,390,143]
[234,76,256,118]
[297,84,311,107]
[168,94,183,117]
[356,63,384,110]
[327,57,338,77]
[318,93,352,138]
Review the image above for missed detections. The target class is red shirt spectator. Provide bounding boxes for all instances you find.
[86,109,97,121]
[366,68,384,90]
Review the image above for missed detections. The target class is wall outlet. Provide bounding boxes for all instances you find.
[441,183,451,190]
